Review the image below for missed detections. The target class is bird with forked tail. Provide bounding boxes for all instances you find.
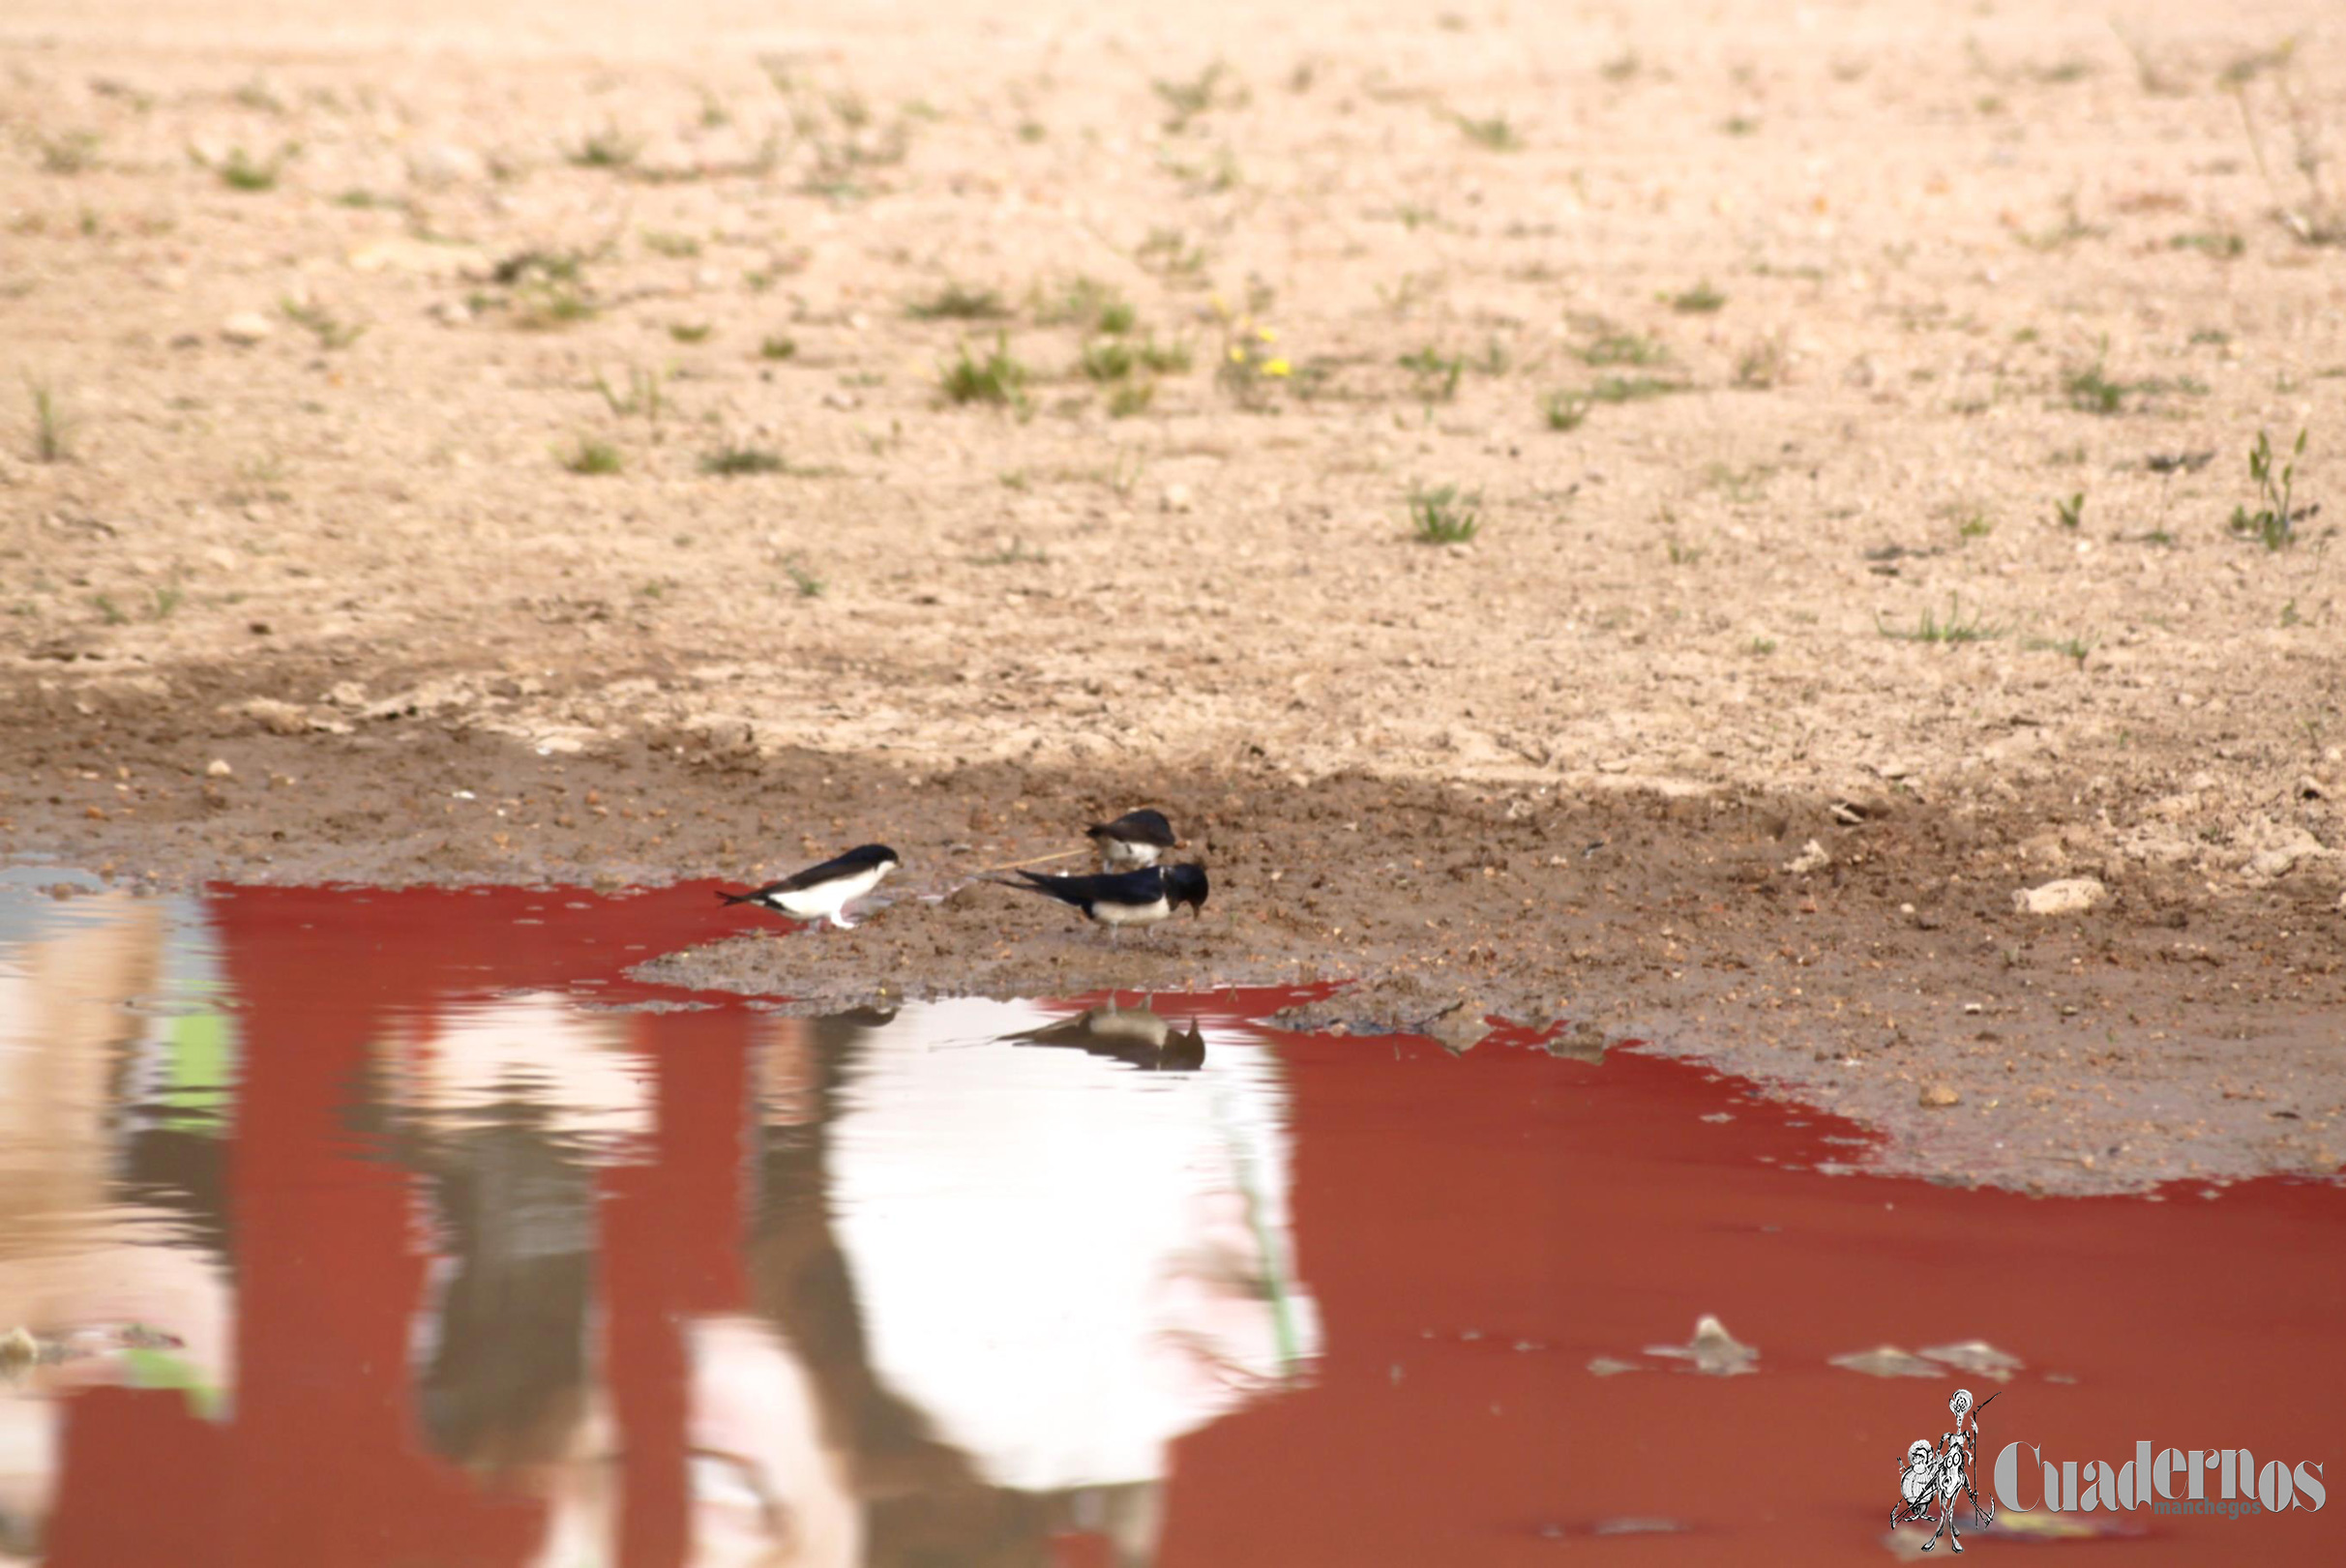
[717,843,901,930]
[991,863,1209,937]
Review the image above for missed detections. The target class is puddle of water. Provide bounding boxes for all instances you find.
[0,882,2339,1565]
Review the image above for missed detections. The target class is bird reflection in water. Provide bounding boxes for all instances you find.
[381,995,1315,1568]
[1003,1004,1207,1072]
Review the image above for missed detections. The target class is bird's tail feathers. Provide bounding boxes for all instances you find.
[985,870,1083,904]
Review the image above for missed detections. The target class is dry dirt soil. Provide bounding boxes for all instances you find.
[4,0,2344,1192]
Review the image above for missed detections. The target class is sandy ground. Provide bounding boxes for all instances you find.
[4,0,2344,1190]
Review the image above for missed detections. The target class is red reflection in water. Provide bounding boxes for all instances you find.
[1165,1034,2346,1565]
[24,885,2346,1567]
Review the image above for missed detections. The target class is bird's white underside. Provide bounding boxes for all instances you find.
[1092,895,1172,927]
[763,864,891,926]
[1100,840,1164,871]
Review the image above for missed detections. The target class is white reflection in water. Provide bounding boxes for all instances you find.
[831,998,1314,1496]
[0,892,236,1556]
[391,994,1314,1567]
[381,993,653,1153]
[0,884,1318,1568]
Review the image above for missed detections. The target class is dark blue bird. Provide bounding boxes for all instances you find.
[994,863,1209,936]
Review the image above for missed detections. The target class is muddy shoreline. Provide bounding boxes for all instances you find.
[6,664,2342,1197]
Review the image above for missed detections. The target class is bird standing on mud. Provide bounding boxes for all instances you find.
[994,863,1209,936]
[718,843,901,930]
[1086,809,1179,871]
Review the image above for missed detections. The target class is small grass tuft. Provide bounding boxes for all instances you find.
[2171,231,2245,258]
[1407,482,1481,543]
[971,539,1050,566]
[1878,595,2004,645]
[668,321,713,344]
[701,445,788,476]
[40,132,102,175]
[1670,280,1727,313]
[1081,339,1137,382]
[568,126,641,169]
[1033,276,1135,333]
[492,249,587,286]
[1579,331,1668,368]
[1136,227,1210,284]
[2062,361,2131,415]
[514,286,594,330]
[2052,491,2085,529]
[783,554,824,597]
[1543,392,1590,430]
[2027,634,2097,666]
[1398,346,1465,400]
[940,335,1029,407]
[1452,112,1522,151]
[1153,61,1247,131]
[1137,337,1191,373]
[557,436,623,475]
[1588,374,1678,403]
[1734,336,1789,389]
[26,380,71,463]
[1083,334,1187,384]
[2228,427,2313,549]
[217,146,284,192]
[759,335,797,361]
[593,365,664,423]
[908,281,1010,321]
[233,76,285,113]
[281,298,366,349]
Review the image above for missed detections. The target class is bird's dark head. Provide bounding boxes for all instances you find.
[845,843,902,874]
[1164,862,1210,915]
[1090,808,1177,847]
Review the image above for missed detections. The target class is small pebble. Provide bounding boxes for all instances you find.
[2013,876,2106,916]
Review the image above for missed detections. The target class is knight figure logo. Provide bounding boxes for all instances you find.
[1893,1388,2000,1552]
